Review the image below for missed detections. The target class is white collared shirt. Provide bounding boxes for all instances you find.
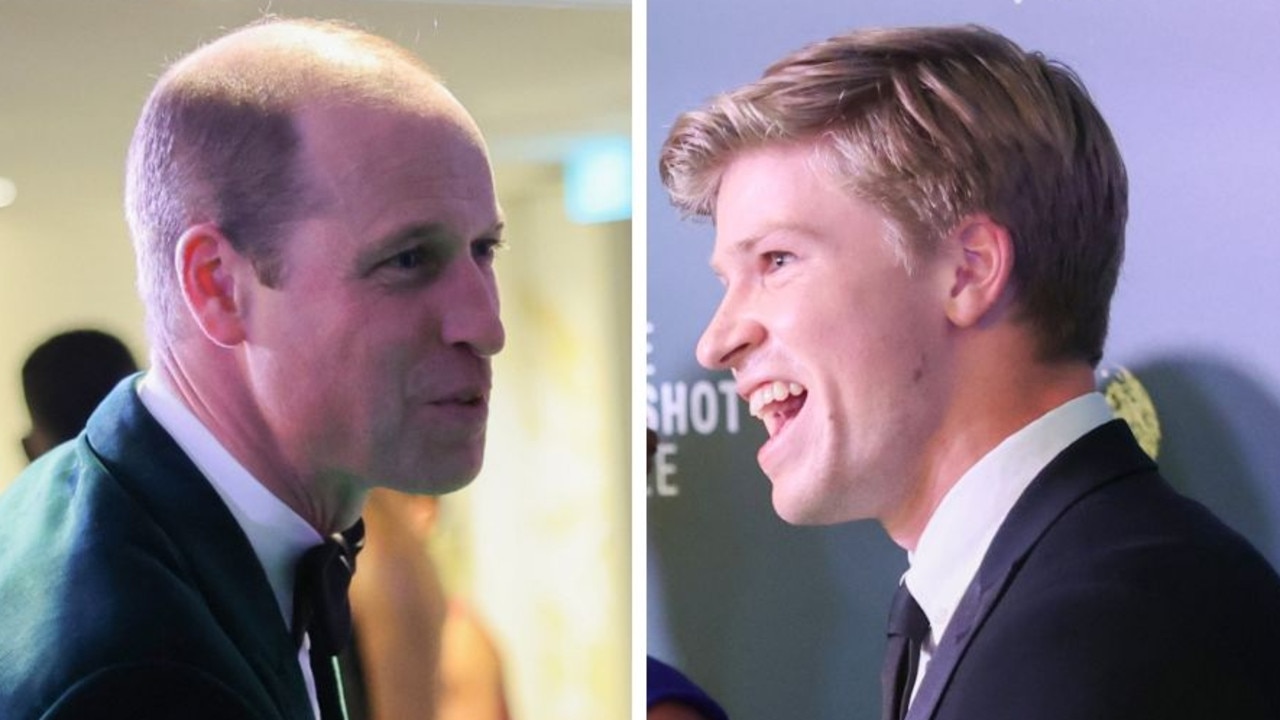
[903,392,1115,701]
[137,374,324,719]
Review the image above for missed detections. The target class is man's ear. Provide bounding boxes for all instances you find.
[943,214,1015,328]
[174,223,250,347]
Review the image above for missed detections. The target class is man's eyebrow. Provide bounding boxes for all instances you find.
[358,222,452,266]
[709,234,762,275]
[355,219,508,272]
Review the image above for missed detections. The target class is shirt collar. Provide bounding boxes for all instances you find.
[137,373,321,629]
[904,392,1114,645]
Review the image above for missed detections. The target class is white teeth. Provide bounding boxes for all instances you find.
[748,380,808,418]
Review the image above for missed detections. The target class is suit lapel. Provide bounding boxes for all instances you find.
[84,376,312,719]
[906,420,1155,720]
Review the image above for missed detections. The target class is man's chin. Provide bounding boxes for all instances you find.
[770,475,858,526]
[377,460,483,496]
[432,470,481,495]
[770,484,826,526]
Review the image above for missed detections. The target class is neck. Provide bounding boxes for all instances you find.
[150,343,367,534]
[882,338,1095,552]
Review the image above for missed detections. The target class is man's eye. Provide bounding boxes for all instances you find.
[473,238,505,264]
[375,246,441,281]
[390,248,425,269]
[764,251,794,269]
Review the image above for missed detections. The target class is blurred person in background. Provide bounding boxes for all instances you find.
[345,490,512,720]
[20,328,138,462]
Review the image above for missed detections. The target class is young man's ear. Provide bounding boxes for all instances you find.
[174,224,253,347]
[943,214,1015,328]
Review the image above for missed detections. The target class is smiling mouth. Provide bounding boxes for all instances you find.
[748,381,807,436]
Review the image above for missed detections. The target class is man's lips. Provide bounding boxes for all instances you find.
[423,388,490,434]
[428,388,490,406]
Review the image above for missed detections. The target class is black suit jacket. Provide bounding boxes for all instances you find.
[908,420,1280,719]
[0,376,314,719]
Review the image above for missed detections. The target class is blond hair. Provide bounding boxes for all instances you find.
[659,25,1127,366]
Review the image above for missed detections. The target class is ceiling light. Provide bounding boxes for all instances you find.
[0,178,15,208]
[564,137,630,225]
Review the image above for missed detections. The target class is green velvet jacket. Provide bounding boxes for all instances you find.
[0,375,313,719]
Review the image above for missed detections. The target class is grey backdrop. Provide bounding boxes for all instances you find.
[646,2,1280,719]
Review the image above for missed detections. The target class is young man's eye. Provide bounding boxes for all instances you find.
[764,251,795,269]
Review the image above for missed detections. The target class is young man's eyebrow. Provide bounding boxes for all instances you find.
[709,234,762,275]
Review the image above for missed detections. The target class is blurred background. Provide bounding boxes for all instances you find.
[648,1,1280,719]
[0,1,630,718]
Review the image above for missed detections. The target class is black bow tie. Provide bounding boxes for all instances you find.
[292,519,365,656]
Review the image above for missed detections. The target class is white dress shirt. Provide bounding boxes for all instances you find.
[137,374,324,719]
[903,392,1115,702]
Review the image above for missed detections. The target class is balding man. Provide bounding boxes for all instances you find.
[0,18,504,720]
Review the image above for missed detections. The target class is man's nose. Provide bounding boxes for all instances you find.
[695,289,762,370]
[442,262,505,357]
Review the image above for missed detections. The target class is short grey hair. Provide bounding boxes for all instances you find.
[124,17,440,345]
